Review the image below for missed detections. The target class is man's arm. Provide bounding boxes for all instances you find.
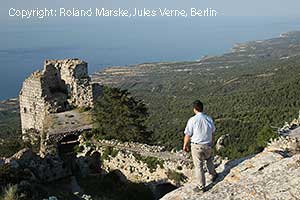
[183,118,193,152]
[211,119,216,147]
[183,134,190,152]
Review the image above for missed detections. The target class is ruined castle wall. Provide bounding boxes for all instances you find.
[19,73,46,140]
[42,64,67,95]
[100,150,193,185]
[45,59,95,108]
[41,64,69,113]
[72,80,94,108]
[60,60,94,108]
[59,61,89,81]
[77,139,195,185]
[19,58,102,147]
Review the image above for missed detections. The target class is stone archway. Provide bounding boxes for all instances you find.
[57,134,79,158]
[56,134,81,175]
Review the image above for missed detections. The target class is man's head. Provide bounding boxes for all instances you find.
[193,100,203,114]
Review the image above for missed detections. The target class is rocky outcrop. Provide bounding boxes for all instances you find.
[75,151,102,177]
[215,134,230,151]
[266,136,300,155]
[161,137,300,200]
[0,148,71,182]
[278,110,300,136]
[0,148,104,199]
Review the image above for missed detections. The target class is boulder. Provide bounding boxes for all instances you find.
[31,155,71,182]
[266,136,300,155]
[75,152,101,177]
[10,148,35,166]
[1,149,71,182]
[216,134,230,151]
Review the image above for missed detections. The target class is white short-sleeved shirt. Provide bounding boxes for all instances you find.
[184,112,216,145]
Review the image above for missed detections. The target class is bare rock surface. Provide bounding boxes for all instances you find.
[161,148,300,200]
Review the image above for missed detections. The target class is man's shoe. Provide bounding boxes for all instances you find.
[192,186,205,193]
[211,173,219,182]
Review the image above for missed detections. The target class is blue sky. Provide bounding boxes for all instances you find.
[1,0,300,24]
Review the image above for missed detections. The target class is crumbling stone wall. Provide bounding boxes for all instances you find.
[19,59,102,144]
[19,71,47,142]
[76,138,216,186]
[76,139,224,186]
[48,59,95,108]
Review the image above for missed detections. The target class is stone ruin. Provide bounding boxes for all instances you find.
[19,59,102,150]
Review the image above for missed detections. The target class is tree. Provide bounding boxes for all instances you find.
[256,125,278,148]
[93,86,152,143]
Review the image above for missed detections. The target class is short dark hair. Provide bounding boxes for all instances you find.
[193,100,203,112]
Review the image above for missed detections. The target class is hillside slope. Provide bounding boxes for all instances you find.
[0,98,20,138]
[92,31,300,159]
[1,32,300,159]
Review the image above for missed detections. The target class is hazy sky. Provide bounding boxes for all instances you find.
[1,0,300,23]
[1,0,300,100]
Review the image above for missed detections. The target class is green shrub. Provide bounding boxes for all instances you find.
[82,131,94,141]
[0,164,22,186]
[101,147,119,161]
[73,145,84,153]
[256,126,278,148]
[0,137,25,158]
[133,154,164,173]
[0,184,19,200]
[78,107,91,113]
[166,170,187,185]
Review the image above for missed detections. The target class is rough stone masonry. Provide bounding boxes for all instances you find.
[19,59,102,145]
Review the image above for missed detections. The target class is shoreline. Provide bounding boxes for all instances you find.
[0,30,299,101]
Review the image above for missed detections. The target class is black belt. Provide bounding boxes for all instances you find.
[191,142,212,147]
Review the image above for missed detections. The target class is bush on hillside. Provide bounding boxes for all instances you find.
[0,184,19,200]
[256,125,278,148]
[93,86,152,144]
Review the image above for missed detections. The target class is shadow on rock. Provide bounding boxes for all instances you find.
[205,154,256,191]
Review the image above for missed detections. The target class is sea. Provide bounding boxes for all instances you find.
[0,16,300,100]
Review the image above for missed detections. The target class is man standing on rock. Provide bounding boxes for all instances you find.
[183,100,218,192]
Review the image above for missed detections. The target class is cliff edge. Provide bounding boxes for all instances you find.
[161,137,300,200]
